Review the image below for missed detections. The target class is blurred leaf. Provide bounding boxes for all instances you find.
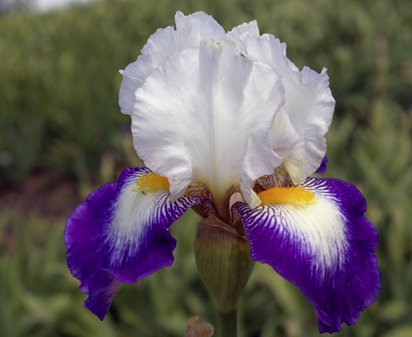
[382,326,412,337]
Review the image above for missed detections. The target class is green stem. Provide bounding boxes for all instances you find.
[219,310,238,337]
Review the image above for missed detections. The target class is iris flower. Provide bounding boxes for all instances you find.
[65,12,379,333]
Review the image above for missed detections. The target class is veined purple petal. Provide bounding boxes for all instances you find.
[235,177,379,333]
[315,155,328,174]
[64,167,204,319]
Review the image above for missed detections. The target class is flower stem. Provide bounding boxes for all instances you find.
[219,310,238,337]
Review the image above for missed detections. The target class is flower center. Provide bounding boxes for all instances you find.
[258,187,315,206]
[132,173,170,193]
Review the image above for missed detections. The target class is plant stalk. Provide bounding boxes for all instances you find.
[219,310,238,337]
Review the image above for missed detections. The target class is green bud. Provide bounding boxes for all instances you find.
[194,216,254,313]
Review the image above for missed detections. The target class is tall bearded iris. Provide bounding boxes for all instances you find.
[65,12,379,334]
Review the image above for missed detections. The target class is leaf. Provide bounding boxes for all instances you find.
[382,325,412,337]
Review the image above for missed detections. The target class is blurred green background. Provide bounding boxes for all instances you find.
[1,0,411,336]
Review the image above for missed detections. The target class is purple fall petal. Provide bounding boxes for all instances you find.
[64,166,203,319]
[235,177,380,333]
[315,155,328,174]
[65,182,119,319]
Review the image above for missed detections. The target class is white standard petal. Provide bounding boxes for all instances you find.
[281,67,335,183]
[247,34,335,183]
[174,11,226,46]
[132,40,284,209]
[119,11,225,115]
[268,110,300,157]
[227,20,260,50]
[119,26,176,115]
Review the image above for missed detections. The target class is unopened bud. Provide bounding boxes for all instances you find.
[194,216,254,313]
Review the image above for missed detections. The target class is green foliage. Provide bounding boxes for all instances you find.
[0,212,116,337]
[0,0,411,336]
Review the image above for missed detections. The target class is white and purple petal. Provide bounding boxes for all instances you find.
[64,167,203,319]
[235,178,379,333]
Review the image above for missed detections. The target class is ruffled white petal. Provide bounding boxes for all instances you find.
[227,21,260,50]
[281,67,335,183]
[119,12,225,115]
[119,27,175,115]
[133,40,284,204]
[268,110,299,157]
[246,34,335,183]
[246,34,290,76]
[174,11,225,45]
